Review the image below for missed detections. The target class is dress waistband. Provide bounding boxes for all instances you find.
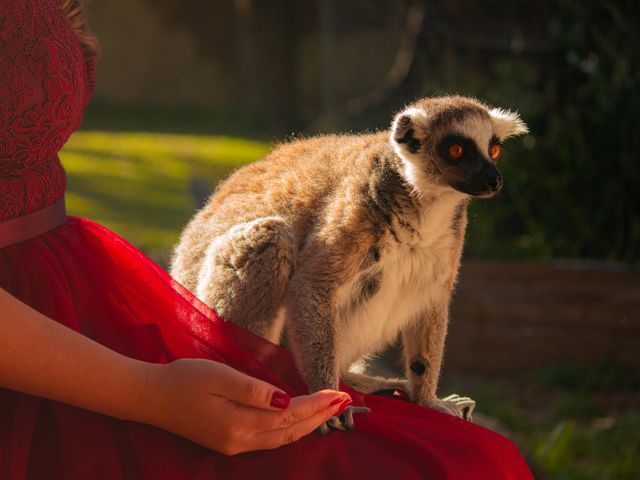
[0,198,67,248]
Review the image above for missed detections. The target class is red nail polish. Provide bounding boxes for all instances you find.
[336,398,352,415]
[329,397,344,407]
[270,391,291,409]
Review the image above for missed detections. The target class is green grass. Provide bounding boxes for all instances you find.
[442,361,640,479]
[61,131,271,264]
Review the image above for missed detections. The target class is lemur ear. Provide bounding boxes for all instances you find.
[391,109,427,154]
[489,108,529,141]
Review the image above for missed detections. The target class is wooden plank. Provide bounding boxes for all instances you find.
[446,260,640,372]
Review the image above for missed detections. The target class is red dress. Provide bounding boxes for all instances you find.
[0,0,534,478]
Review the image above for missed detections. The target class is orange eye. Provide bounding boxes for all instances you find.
[449,144,464,159]
[489,144,501,160]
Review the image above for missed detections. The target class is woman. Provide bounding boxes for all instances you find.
[0,0,534,478]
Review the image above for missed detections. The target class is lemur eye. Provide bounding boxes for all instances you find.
[449,144,464,159]
[489,144,501,160]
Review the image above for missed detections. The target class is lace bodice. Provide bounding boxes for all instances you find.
[0,0,94,221]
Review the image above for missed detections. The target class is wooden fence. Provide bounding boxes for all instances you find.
[446,260,640,372]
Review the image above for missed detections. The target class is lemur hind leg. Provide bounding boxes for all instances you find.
[341,371,411,397]
[196,216,295,342]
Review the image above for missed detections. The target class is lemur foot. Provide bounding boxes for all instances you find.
[318,406,371,435]
[427,394,475,421]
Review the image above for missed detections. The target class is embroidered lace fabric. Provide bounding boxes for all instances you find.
[0,0,94,221]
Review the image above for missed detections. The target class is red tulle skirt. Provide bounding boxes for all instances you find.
[0,217,533,479]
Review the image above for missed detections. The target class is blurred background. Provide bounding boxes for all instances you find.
[60,0,639,478]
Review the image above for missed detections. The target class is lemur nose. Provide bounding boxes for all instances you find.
[487,172,502,190]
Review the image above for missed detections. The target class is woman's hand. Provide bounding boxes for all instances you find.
[141,358,351,455]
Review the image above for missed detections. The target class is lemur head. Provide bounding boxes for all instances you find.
[390,96,528,198]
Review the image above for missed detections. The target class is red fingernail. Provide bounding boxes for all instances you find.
[270,391,291,409]
[336,398,352,415]
[329,397,344,407]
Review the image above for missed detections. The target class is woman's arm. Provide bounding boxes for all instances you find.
[0,287,350,454]
[0,286,153,420]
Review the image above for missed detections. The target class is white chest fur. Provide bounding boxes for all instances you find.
[334,192,464,371]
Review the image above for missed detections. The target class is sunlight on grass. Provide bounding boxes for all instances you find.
[60,131,271,263]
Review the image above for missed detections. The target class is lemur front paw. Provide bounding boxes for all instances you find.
[426,394,475,421]
[318,405,371,435]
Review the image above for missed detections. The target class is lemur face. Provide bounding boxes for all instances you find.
[390,97,528,198]
[433,115,504,198]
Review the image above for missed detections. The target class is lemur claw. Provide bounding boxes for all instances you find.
[318,405,371,434]
[429,394,476,421]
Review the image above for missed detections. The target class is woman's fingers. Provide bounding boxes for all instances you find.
[238,389,351,432]
[154,359,354,454]
[250,397,349,452]
[209,362,293,411]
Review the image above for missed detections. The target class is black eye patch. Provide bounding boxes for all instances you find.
[436,134,480,164]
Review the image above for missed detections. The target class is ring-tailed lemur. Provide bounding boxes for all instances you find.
[171,96,528,432]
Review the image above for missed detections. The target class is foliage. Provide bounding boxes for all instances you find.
[535,419,576,474]
[419,0,640,263]
[442,360,640,479]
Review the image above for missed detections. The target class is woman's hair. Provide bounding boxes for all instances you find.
[58,0,99,57]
